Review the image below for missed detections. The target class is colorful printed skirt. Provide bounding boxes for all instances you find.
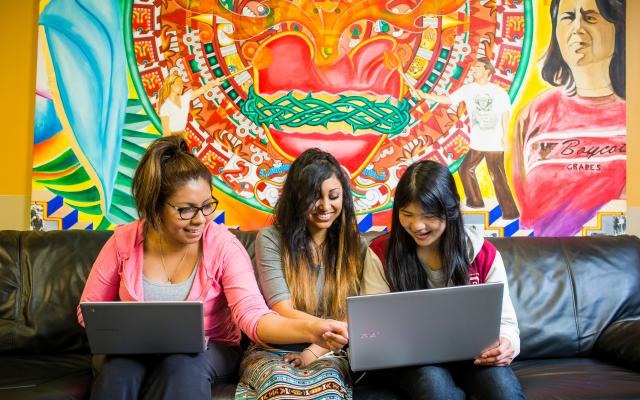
[235,344,352,399]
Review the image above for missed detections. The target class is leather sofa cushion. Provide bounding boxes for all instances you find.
[491,235,640,360]
[594,319,640,372]
[512,358,640,400]
[0,353,91,400]
[0,230,112,354]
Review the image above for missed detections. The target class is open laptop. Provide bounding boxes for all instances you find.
[80,301,205,354]
[347,282,503,371]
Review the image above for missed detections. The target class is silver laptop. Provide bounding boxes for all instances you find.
[80,301,205,354]
[347,282,503,371]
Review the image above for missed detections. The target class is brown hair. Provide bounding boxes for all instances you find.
[475,57,495,75]
[275,148,363,320]
[132,136,212,231]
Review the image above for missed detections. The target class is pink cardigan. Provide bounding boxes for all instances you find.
[77,220,274,345]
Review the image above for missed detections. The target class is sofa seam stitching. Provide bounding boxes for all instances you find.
[563,242,581,354]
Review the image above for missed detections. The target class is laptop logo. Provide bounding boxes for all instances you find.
[360,331,380,339]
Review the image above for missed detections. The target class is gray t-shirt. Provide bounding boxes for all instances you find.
[422,264,447,289]
[255,225,370,316]
[255,225,324,312]
[142,260,198,301]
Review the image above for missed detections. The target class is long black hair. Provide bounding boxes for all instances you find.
[274,148,361,319]
[541,0,625,99]
[385,160,470,291]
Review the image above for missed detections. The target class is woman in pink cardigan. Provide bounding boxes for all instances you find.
[78,136,347,400]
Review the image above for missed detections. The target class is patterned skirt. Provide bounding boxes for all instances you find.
[235,344,352,400]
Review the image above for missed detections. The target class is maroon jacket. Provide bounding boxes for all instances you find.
[368,233,497,285]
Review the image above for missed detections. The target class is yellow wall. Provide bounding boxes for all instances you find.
[626,0,640,235]
[0,1,638,232]
[0,0,38,229]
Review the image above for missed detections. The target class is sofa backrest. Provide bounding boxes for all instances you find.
[490,235,640,360]
[1,228,639,361]
[0,230,112,354]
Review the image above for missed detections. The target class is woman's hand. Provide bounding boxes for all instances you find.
[284,348,318,368]
[308,319,348,352]
[474,336,515,366]
[322,331,348,353]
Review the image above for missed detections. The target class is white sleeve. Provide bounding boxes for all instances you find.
[499,87,512,112]
[449,85,467,105]
[181,92,192,107]
[159,102,169,117]
[485,250,521,359]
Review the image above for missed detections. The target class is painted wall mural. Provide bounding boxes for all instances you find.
[32,0,626,237]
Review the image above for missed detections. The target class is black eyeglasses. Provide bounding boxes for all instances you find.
[167,199,218,220]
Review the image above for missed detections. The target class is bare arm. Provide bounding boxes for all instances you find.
[418,91,453,105]
[256,314,348,350]
[272,300,333,357]
[160,115,171,136]
[190,78,223,100]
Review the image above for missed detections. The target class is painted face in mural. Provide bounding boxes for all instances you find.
[470,62,492,82]
[171,79,184,96]
[161,178,214,245]
[398,202,447,249]
[306,174,343,239]
[556,0,616,68]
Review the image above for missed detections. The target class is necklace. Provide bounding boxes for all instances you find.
[311,240,326,267]
[159,236,190,284]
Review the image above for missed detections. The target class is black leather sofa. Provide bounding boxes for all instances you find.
[1,229,639,399]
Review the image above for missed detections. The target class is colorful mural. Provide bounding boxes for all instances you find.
[32,0,626,236]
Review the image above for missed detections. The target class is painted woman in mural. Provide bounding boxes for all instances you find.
[513,0,626,236]
[157,74,223,136]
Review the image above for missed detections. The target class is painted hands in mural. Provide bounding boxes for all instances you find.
[415,91,453,104]
[158,75,227,136]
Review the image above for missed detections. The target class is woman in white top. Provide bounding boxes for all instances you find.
[157,74,222,136]
[364,160,524,400]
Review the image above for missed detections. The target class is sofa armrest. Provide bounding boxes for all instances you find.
[594,319,640,372]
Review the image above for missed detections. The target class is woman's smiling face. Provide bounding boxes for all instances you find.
[161,178,213,245]
[399,201,447,249]
[306,174,343,238]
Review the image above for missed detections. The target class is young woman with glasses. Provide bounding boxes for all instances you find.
[77,136,348,400]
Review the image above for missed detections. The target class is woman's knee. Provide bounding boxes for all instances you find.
[466,366,524,400]
[97,356,146,381]
[404,366,463,400]
[91,356,147,399]
[158,353,211,380]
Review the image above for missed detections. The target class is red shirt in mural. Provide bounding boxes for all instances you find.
[513,88,626,236]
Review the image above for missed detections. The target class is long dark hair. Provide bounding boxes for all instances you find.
[274,148,361,319]
[385,160,470,291]
[132,136,212,231]
[541,0,625,99]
